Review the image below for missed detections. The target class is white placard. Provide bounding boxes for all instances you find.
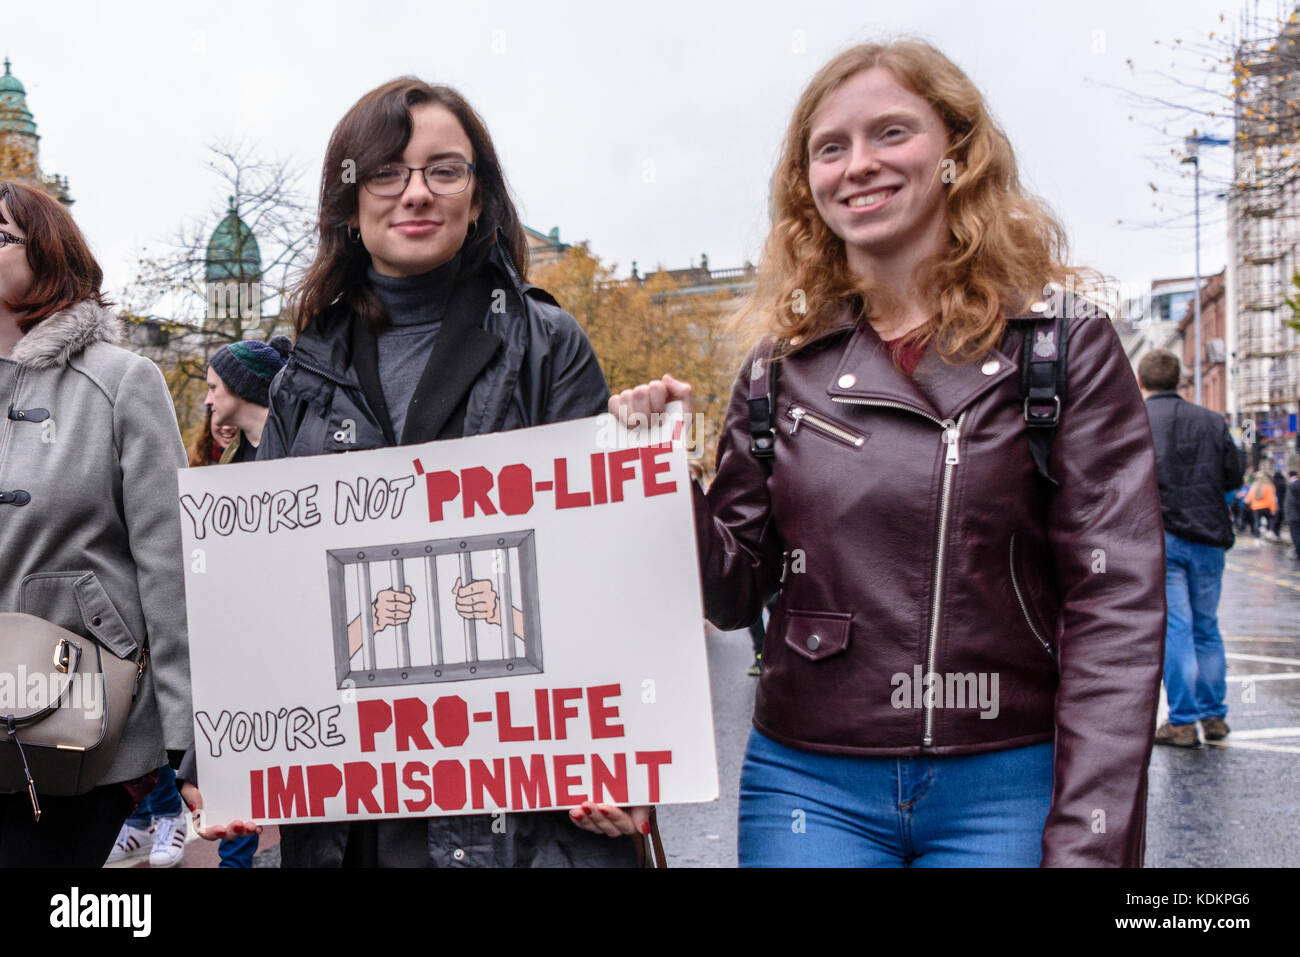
[178,408,717,825]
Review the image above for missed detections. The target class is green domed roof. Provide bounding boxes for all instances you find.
[0,59,37,136]
[205,196,262,283]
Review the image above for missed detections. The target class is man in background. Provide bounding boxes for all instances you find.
[1140,350,1243,748]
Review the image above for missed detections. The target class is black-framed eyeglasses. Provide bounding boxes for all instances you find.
[0,231,26,249]
[361,161,475,197]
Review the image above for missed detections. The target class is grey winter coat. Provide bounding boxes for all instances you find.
[0,301,193,786]
[257,240,638,867]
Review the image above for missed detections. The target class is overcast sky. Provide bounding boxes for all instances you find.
[6,0,1266,309]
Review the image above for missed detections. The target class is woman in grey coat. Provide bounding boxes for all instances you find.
[0,182,192,866]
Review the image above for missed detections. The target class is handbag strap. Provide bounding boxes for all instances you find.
[633,806,669,868]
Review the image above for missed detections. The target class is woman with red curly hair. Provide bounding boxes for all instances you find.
[612,40,1165,867]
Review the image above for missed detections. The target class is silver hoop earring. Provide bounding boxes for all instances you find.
[466,220,478,241]
[346,226,362,244]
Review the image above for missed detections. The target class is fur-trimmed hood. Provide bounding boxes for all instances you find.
[9,299,123,369]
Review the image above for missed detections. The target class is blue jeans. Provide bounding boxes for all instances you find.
[738,728,1053,867]
[219,834,259,868]
[1163,532,1228,726]
[126,765,182,826]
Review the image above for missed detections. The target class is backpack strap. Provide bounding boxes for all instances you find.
[1011,310,1070,487]
[747,343,780,462]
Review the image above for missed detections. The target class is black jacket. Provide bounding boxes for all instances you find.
[254,238,637,867]
[1143,392,1243,548]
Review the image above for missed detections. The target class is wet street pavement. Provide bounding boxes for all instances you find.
[1147,533,1300,867]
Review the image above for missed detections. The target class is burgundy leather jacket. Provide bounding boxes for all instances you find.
[693,305,1165,867]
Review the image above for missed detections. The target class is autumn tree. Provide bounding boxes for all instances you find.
[119,140,315,437]
[533,243,745,470]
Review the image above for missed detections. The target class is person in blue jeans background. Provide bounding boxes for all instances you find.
[1140,350,1244,748]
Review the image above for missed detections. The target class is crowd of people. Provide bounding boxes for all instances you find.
[0,37,1269,868]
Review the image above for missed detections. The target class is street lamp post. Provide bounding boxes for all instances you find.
[1182,134,1231,407]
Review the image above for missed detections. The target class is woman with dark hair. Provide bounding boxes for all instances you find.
[180,78,644,867]
[0,182,192,866]
[612,40,1165,867]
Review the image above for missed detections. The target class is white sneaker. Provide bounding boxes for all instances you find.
[106,820,153,864]
[148,811,187,868]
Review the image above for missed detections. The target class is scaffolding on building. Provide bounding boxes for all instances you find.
[1231,3,1300,435]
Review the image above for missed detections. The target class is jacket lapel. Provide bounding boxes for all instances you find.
[349,320,397,446]
[400,265,502,445]
[826,318,1017,421]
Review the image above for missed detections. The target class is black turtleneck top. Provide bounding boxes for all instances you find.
[367,253,460,439]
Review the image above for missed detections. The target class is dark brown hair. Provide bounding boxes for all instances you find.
[1137,349,1180,392]
[288,78,529,335]
[0,181,109,332]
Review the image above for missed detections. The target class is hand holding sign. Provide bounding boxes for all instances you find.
[608,374,694,424]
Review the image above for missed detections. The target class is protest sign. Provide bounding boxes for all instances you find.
[178,410,718,825]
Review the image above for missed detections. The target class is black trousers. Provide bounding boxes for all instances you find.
[1290,520,1300,558]
[0,784,132,867]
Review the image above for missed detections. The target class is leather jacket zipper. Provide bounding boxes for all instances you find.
[1009,534,1055,660]
[833,397,966,747]
[787,405,866,447]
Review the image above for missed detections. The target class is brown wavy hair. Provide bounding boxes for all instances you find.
[288,78,529,335]
[0,181,110,332]
[735,39,1081,361]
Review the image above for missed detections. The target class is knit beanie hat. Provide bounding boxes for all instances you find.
[209,336,292,408]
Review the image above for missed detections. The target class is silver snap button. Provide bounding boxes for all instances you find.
[837,374,856,389]
[806,634,821,651]
[453,848,465,861]
[981,359,1000,375]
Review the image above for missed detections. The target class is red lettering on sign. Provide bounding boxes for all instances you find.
[344,761,382,814]
[357,700,392,753]
[591,452,608,505]
[553,753,588,805]
[433,759,467,812]
[553,457,591,508]
[509,754,552,810]
[552,687,582,740]
[394,697,434,752]
[402,762,432,812]
[266,765,307,818]
[250,769,265,818]
[470,758,507,810]
[641,443,676,496]
[635,750,673,803]
[306,763,343,817]
[433,695,469,748]
[591,754,629,804]
[607,448,639,503]
[498,463,534,515]
[496,690,534,742]
[461,466,498,518]
[587,684,623,738]
[535,688,552,740]
[423,470,459,522]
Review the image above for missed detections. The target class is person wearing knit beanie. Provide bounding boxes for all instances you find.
[206,336,292,464]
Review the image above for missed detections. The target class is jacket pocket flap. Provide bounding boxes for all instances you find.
[73,574,139,660]
[783,610,851,661]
